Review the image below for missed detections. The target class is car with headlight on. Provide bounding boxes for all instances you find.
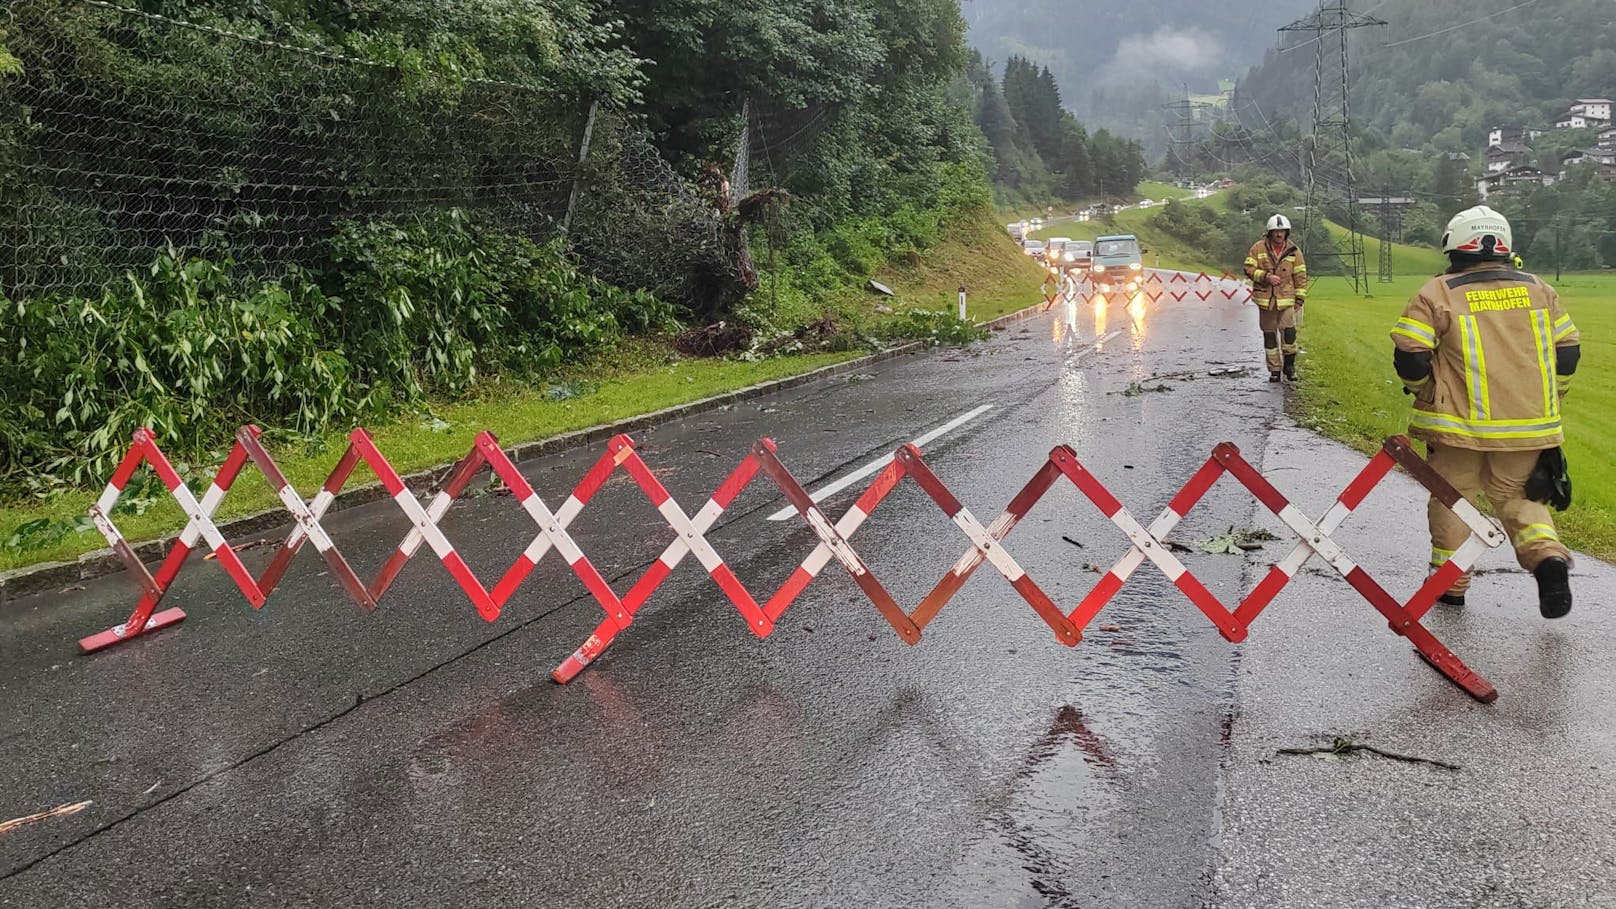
[1089,234,1145,292]
[1021,238,1046,261]
[1060,240,1094,272]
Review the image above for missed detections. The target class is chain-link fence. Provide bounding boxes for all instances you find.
[0,0,739,312]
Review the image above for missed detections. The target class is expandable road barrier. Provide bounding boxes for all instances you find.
[1054,270,1251,308]
[80,424,1508,701]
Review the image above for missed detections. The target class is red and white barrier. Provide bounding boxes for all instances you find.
[78,426,1509,702]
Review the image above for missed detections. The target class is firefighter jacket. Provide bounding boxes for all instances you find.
[1244,238,1308,309]
[1391,265,1581,451]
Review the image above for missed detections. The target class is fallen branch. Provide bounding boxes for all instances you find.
[0,800,93,836]
[1277,737,1459,771]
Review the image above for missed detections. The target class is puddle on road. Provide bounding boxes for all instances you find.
[945,705,1123,907]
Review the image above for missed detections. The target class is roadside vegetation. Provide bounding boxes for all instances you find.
[0,0,1093,571]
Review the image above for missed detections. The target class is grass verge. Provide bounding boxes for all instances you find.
[1298,271,1615,561]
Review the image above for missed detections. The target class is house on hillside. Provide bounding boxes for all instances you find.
[1476,165,1554,199]
[1575,98,1613,121]
[1555,99,1612,131]
[1598,126,1616,149]
[1488,125,1544,147]
[1559,148,1616,175]
[1486,142,1532,173]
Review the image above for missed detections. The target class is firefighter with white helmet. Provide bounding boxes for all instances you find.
[1391,205,1581,617]
[1243,214,1309,382]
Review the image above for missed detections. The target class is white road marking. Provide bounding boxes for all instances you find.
[1071,328,1124,364]
[766,405,994,521]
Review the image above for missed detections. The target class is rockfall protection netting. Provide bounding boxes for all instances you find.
[0,0,739,312]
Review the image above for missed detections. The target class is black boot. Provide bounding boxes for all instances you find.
[1534,557,1572,619]
[1282,354,1298,382]
[1438,592,1466,607]
[1268,367,1282,383]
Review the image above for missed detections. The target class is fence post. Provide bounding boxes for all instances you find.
[563,99,600,236]
[958,285,967,321]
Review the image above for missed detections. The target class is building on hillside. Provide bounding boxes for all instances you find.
[1488,125,1543,147]
[1486,142,1532,173]
[1574,98,1613,121]
[1555,110,1611,131]
[1559,148,1616,175]
[1444,151,1472,162]
[1476,165,1555,200]
[1598,126,1616,149]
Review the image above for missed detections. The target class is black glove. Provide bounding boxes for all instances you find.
[1525,447,1573,511]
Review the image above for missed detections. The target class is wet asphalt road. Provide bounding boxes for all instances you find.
[1,277,1612,907]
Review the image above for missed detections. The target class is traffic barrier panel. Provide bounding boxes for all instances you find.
[77,426,1509,702]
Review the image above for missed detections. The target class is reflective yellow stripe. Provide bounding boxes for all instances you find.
[1553,313,1576,341]
[1410,410,1562,439]
[1513,523,1560,546]
[1430,546,1456,567]
[1459,315,1491,420]
[1244,258,1259,266]
[1392,317,1437,347]
[1531,309,1556,418]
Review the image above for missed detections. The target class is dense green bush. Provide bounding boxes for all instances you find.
[324,210,674,397]
[1,248,358,485]
[0,210,678,488]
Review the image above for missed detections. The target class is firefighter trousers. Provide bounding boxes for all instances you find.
[1427,442,1570,595]
[1256,305,1297,372]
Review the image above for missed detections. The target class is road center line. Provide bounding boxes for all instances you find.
[765,404,994,521]
[1071,328,1124,365]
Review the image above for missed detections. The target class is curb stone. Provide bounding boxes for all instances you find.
[0,300,1051,603]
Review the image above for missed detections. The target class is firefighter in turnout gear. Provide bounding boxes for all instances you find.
[1244,214,1309,382]
[1391,206,1581,618]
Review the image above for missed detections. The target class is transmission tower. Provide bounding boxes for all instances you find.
[1280,1,1386,294]
[1378,195,1394,282]
[1162,87,1213,181]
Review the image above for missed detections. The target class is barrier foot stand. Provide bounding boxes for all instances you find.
[552,623,622,684]
[79,430,258,653]
[1344,570,1498,704]
[80,608,187,654]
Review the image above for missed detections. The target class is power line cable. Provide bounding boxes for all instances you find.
[1381,0,1546,48]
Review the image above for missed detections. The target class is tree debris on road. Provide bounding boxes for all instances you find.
[0,800,93,837]
[1276,736,1460,771]
[1194,526,1279,554]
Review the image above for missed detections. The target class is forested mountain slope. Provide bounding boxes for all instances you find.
[1238,0,1616,152]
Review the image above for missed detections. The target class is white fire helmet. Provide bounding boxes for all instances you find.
[1266,214,1292,233]
[1442,205,1513,258]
